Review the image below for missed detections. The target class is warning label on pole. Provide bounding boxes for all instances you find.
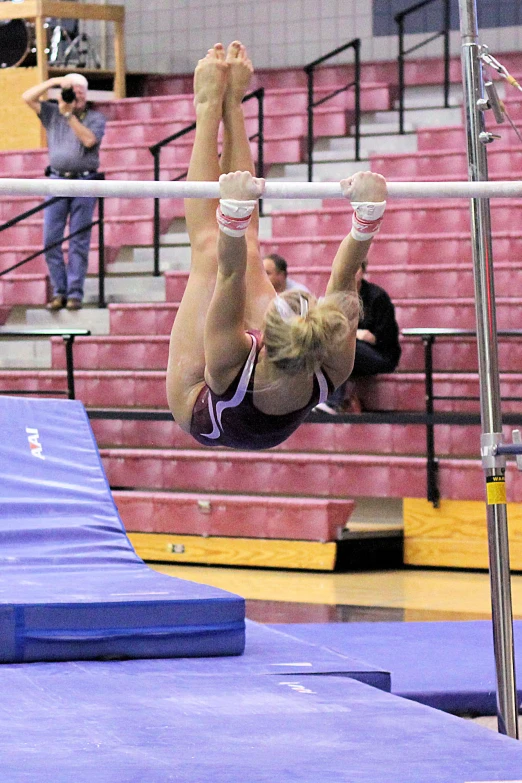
[486,476,507,505]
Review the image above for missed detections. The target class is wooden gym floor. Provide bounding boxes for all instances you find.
[152,564,522,623]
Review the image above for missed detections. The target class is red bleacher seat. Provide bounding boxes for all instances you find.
[99,445,522,502]
[109,303,178,335]
[112,490,354,541]
[51,335,170,371]
[0,273,49,305]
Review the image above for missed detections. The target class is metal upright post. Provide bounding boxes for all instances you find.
[97,197,106,308]
[397,16,405,134]
[458,0,519,738]
[153,150,161,277]
[306,67,314,183]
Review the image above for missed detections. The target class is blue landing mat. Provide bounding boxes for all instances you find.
[0,396,244,662]
[273,621,522,714]
[172,619,391,689]
[2,661,522,782]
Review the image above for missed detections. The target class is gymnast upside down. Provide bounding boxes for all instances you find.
[166,41,387,450]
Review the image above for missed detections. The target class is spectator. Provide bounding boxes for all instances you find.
[263,253,311,295]
[316,259,401,414]
[22,73,106,311]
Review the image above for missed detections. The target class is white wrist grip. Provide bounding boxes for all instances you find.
[217,198,257,237]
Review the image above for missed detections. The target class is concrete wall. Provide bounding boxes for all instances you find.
[110,0,522,75]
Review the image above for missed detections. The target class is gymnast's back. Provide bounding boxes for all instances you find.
[189,331,334,450]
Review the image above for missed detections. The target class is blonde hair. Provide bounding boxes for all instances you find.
[263,290,360,375]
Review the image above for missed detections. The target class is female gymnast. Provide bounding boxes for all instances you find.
[166,41,387,450]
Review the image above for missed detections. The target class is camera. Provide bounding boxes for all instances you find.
[61,87,76,104]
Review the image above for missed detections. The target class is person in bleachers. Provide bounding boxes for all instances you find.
[166,41,387,450]
[22,73,106,311]
[262,253,311,295]
[315,258,401,414]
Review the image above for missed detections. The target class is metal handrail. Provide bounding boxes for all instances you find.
[396,0,451,134]
[304,38,361,183]
[0,193,107,308]
[0,327,90,399]
[403,327,522,507]
[149,88,265,277]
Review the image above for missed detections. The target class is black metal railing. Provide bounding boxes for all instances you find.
[403,328,522,507]
[303,38,361,183]
[396,0,451,134]
[149,88,265,277]
[0,195,107,308]
[0,328,90,399]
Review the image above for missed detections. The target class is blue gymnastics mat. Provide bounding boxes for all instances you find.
[0,396,244,662]
[273,621,522,714]
[2,660,522,782]
[171,619,391,689]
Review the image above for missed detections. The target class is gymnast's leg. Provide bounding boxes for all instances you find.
[166,44,228,430]
[221,41,276,327]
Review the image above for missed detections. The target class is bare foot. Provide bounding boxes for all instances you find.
[224,41,253,107]
[193,43,228,109]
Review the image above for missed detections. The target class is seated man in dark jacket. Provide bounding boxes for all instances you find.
[316,259,401,413]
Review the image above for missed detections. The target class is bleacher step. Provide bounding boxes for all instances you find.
[0,339,51,369]
[83,274,166,304]
[373,106,462,127]
[272,160,369,182]
[313,134,418,161]
[112,490,354,541]
[396,83,464,109]
[22,307,110,335]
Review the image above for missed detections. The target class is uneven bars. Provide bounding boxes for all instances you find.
[1,178,522,199]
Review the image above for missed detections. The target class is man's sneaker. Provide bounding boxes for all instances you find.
[66,298,83,311]
[46,296,66,312]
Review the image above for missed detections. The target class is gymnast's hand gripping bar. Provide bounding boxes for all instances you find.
[1,178,522,200]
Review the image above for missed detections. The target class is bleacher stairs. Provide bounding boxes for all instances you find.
[2,54,522,570]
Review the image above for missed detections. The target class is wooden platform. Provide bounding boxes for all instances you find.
[404,497,522,569]
[129,524,403,572]
[0,69,42,150]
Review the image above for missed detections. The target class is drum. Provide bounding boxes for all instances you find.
[0,19,34,68]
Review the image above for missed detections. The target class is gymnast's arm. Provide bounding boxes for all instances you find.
[203,172,264,393]
[325,171,387,298]
[322,171,387,381]
[203,229,252,393]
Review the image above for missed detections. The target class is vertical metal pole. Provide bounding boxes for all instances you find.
[306,67,314,183]
[257,88,265,217]
[423,336,440,507]
[153,150,161,277]
[458,0,519,738]
[443,0,451,108]
[97,197,106,309]
[398,17,405,134]
[354,40,361,162]
[63,336,75,400]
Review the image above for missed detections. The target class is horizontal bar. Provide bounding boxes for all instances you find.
[0,329,90,337]
[403,328,522,337]
[2,179,522,200]
[494,443,522,455]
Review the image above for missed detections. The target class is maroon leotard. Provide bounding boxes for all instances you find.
[190,331,333,450]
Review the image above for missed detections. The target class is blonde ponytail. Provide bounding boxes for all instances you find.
[263,290,360,375]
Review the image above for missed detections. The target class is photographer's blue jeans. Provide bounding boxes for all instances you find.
[328,340,398,406]
[44,187,96,301]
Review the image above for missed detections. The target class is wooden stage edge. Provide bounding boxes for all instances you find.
[128,526,403,572]
[129,532,338,571]
[404,497,522,570]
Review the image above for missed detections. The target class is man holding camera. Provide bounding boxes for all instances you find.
[22,73,106,311]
